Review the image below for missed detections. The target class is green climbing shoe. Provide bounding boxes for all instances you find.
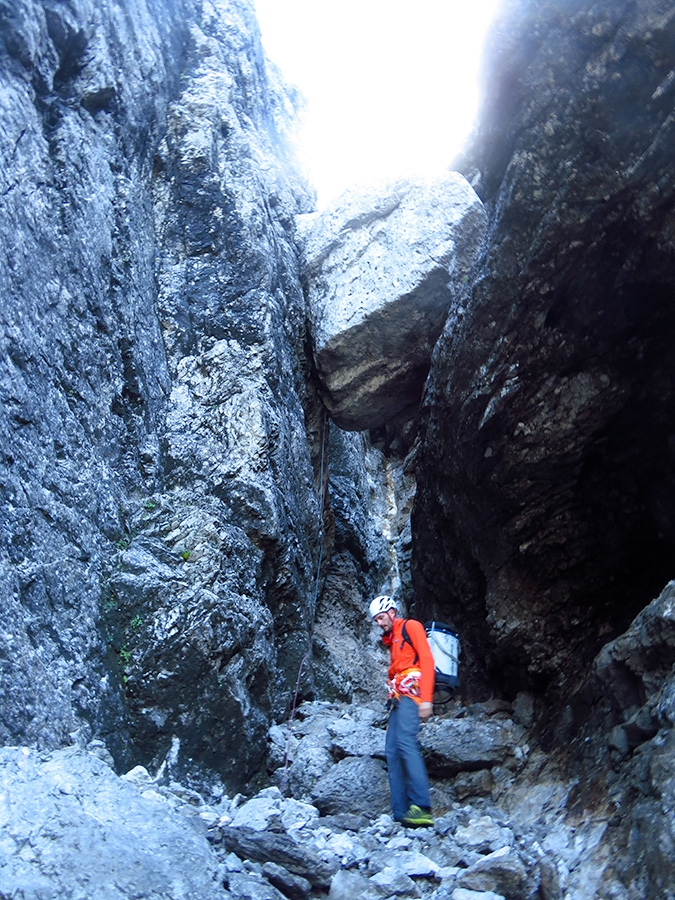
[401,805,434,828]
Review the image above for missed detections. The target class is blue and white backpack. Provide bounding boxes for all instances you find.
[424,621,460,702]
[401,619,461,703]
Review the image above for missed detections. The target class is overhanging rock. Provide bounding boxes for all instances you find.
[297,173,487,431]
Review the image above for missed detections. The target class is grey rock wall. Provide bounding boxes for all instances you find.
[311,426,414,704]
[1,0,195,764]
[0,0,322,790]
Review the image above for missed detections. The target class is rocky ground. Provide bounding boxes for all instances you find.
[5,580,675,898]
[0,687,653,900]
[0,699,551,900]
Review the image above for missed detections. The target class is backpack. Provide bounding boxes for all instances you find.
[402,619,460,704]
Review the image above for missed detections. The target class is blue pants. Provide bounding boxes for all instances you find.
[385,696,431,820]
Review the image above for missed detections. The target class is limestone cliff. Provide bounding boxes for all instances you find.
[0,0,328,788]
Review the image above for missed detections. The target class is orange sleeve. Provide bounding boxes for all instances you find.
[405,619,436,703]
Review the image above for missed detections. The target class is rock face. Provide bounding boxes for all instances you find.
[413,0,675,700]
[585,581,675,892]
[311,426,417,704]
[0,0,322,788]
[298,174,487,431]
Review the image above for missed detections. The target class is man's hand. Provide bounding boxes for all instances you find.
[419,701,433,720]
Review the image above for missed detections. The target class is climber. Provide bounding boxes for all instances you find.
[370,594,435,828]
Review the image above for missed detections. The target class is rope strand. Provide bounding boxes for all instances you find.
[279,416,329,795]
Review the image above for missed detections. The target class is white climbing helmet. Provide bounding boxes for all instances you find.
[369,595,396,618]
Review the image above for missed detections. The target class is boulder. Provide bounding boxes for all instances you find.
[454,816,515,855]
[298,174,487,431]
[219,825,338,889]
[452,890,506,900]
[0,747,223,900]
[228,787,319,832]
[328,869,371,900]
[369,849,440,878]
[420,717,525,777]
[327,715,386,759]
[226,872,289,900]
[283,741,334,799]
[457,847,530,900]
[310,755,390,817]
[262,862,313,900]
[452,891,505,900]
[370,867,417,895]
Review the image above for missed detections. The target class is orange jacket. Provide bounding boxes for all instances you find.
[382,617,435,704]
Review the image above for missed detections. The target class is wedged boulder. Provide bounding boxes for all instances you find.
[297,174,487,431]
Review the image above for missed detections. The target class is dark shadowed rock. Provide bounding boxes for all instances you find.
[413,0,675,700]
[298,173,487,431]
[220,825,338,888]
[593,580,675,713]
[262,861,312,900]
[311,425,418,706]
[310,755,390,817]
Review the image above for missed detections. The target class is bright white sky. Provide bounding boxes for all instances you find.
[254,0,501,208]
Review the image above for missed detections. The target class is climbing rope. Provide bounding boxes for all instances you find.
[310,416,329,614]
[279,652,310,795]
[279,416,329,796]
